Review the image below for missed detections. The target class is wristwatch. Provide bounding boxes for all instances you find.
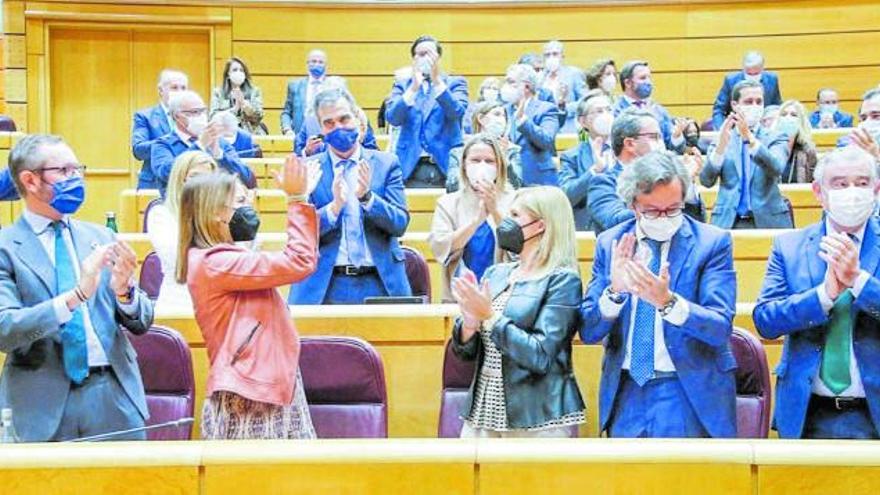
[358,191,373,204]
[606,287,627,304]
[659,294,679,317]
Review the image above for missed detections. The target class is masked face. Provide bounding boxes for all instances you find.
[496,217,541,254]
[740,104,765,128]
[187,114,208,136]
[639,214,683,242]
[500,83,523,104]
[228,206,261,242]
[590,112,614,137]
[319,100,360,154]
[464,142,499,188]
[543,56,561,74]
[482,88,499,102]
[600,74,617,94]
[228,69,246,87]
[776,114,800,137]
[25,145,87,217]
[826,185,876,228]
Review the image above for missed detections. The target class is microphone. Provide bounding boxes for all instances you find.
[66,417,194,442]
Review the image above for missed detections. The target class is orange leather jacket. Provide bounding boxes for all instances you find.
[187,201,318,406]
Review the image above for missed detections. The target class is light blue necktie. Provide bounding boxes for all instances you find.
[630,239,662,386]
[53,222,89,384]
[340,160,367,266]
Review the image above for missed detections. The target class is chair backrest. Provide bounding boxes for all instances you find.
[438,339,476,438]
[401,244,431,302]
[138,251,164,301]
[299,336,388,438]
[142,197,163,233]
[731,326,771,438]
[128,325,195,440]
[0,115,17,132]
[700,118,714,132]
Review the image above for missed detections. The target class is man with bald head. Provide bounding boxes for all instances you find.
[131,69,188,189]
[755,146,880,439]
[712,51,782,130]
[150,90,255,196]
[281,49,331,136]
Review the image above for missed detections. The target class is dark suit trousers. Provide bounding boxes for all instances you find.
[802,397,879,439]
[50,370,146,441]
[608,372,709,438]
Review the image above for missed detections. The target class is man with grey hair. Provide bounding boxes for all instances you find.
[712,50,782,130]
[755,145,880,439]
[580,149,737,438]
[289,88,411,304]
[0,134,154,441]
[500,63,561,186]
[131,69,188,189]
[149,90,255,197]
[281,49,331,136]
[540,40,586,133]
[613,60,685,153]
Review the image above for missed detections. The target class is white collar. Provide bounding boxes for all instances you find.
[825,217,868,245]
[328,146,363,168]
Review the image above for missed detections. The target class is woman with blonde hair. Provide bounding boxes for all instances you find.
[450,185,586,438]
[775,99,818,183]
[146,150,216,313]
[430,135,515,302]
[177,154,319,439]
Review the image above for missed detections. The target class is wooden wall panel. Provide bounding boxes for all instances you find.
[130,29,212,113]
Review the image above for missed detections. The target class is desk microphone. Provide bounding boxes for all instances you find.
[66,417,194,442]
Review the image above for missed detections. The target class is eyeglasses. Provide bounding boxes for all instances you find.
[637,204,684,220]
[36,164,87,178]
[180,108,207,117]
[634,132,662,141]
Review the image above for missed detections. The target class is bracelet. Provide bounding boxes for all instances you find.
[74,286,88,303]
[288,193,309,203]
[659,294,679,317]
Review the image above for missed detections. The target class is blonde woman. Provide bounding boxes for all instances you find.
[177,155,319,439]
[430,135,515,302]
[146,150,216,313]
[450,186,586,438]
[775,100,818,183]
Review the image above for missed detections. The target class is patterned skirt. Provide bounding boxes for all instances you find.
[201,369,317,440]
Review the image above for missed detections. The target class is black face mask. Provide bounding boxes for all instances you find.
[229,206,261,242]
[684,133,700,148]
[496,217,540,254]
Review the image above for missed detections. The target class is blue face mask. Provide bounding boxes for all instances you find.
[324,126,359,153]
[308,64,326,78]
[635,81,653,99]
[49,176,86,215]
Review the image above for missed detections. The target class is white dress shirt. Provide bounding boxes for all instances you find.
[305,75,325,116]
[24,209,139,367]
[146,203,193,314]
[599,224,691,373]
[812,219,870,398]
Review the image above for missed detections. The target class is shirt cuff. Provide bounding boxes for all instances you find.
[816,282,835,314]
[432,81,447,97]
[361,194,376,212]
[661,294,690,326]
[685,182,700,202]
[852,270,871,299]
[599,287,625,319]
[403,90,416,107]
[748,140,761,155]
[326,206,339,224]
[709,152,725,169]
[53,295,73,325]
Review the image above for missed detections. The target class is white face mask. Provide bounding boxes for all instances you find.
[744,73,762,83]
[482,88,499,102]
[639,214,683,242]
[591,112,613,137]
[740,104,764,128]
[483,117,508,139]
[500,84,523,104]
[229,71,246,86]
[826,186,876,228]
[861,119,880,140]
[600,74,617,93]
[544,56,561,73]
[820,103,838,116]
[187,114,208,136]
[648,139,665,153]
[466,163,497,187]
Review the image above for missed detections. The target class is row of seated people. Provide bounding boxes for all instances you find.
[129,34,880,193]
[0,130,878,443]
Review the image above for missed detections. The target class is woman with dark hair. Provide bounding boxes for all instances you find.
[210,56,266,135]
[585,58,617,103]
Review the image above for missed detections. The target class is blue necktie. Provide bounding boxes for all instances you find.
[53,222,89,384]
[736,137,752,216]
[630,238,662,386]
[340,160,367,266]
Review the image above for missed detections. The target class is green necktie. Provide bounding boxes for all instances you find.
[820,289,854,395]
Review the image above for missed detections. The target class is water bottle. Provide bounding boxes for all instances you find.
[105,212,118,233]
[1,408,17,443]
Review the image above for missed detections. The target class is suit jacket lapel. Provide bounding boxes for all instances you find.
[859,219,880,277]
[806,222,827,287]
[668,218,696,290]
[11,217,55,295]
[153,105,170,135]
[578,141,594,174]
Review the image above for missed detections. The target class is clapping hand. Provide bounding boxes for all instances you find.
[272,153,310,197]
[451,269,492,342]
[609,234,636,293]
[355,160,372,200]
[819,233,861,300]
[109,242,137,297]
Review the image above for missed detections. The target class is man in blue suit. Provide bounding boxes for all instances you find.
[701,80,792,229]
[502,63,561,186]
[613,60,685,154]
[289,88,411,304]
[131,69,187,189]
[836,89,880,149]
[811,88,854,129]
[559,91,614,231]
[540,40,586,133]
[385,35,469,188]
[712,51,782,131]
[150,90,255,197]
[580,151,738,438]
[0,134,154,442]
[280,49,329,136]
[754,146,880,439]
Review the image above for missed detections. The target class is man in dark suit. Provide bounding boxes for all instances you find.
[131,69,188,189]
[580,150,737,438]
[150,90,255,197]
[385,35,469,188]
[613,60,685,153]
[0,134,154,442]
[289,88,411,304]
[754,146,880,439]
[701,80,792,229]
[281,49,329,136]
[711,51,782,131]
[811,88,854,129]
[502,63,561,186]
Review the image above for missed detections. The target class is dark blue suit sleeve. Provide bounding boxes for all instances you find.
[217,142,256,189]
[517,106,559,151]
[712,77,732,131]
[384,80,411,127]
[132,112,156,161]
[0,169,20,201]
[558,151,591,208]
[579,235,620,343]
[294,125,308,155]
[587,174,634,232]
[150,139,176,189]
[362,157,410,237]
[281,82,295,133]
[435,78,469,122]
[362,122,379,151]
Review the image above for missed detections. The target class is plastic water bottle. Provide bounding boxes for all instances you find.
[105,212,118,233]
[1,408,17,443]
